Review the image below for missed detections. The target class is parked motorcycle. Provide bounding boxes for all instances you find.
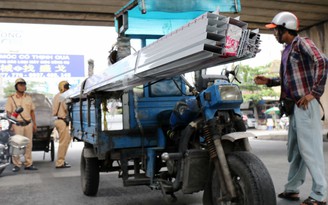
[159,67,276,204]
[0,107,30,175]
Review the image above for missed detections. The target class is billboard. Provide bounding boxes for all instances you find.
[0,53,85,78]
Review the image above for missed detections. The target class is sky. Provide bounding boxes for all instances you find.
[242,33,282,67]
[0,23,117,73]
[0,23,118,94]
[0,22,283,95]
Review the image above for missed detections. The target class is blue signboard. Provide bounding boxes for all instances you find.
[0,53,85,78]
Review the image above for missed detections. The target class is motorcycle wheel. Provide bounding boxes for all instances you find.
[203,151,276,205]
[80,147,99,196]
[50,139,55,162]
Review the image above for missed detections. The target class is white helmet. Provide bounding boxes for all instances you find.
[14,78,26,90]
[15,78,26,86]
[266,11,299,31]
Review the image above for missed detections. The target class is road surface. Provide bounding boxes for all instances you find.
[0,138,327,205]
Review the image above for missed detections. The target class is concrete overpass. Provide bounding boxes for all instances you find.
[1,0,328,126]
[0,1,327,58]
[0,0,327,33]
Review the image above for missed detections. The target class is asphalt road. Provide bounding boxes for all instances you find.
[0,138,327,205]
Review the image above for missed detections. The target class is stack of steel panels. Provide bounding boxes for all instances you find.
[64,12,261,98]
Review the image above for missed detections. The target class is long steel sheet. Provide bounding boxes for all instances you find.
[63,12,260,99]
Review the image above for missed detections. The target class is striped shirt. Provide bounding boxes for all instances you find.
[267,36,328,100]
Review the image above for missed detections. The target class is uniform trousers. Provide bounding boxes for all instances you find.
[285,99,327,201]
[12,123,34,167]
[54,119,71,167]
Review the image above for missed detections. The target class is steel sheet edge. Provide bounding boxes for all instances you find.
[62,12,260,99]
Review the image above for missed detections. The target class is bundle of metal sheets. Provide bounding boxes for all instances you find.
[64,12,261,99]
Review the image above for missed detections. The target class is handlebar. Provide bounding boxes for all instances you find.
[0,107,24,131]
[0,115,20,125]
[0,107,24,126]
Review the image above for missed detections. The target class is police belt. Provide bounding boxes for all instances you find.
[16,120,31,126]
[57,117,69,126]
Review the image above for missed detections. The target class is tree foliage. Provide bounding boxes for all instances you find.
[235,64,279,102]
[3,81,52,98]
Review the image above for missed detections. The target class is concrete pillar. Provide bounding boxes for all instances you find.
[116,36,131,61]
[300,21,328,128]
[88,59,94,77]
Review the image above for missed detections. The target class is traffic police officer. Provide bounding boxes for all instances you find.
[52,81,71,168]
[5,78,38,172]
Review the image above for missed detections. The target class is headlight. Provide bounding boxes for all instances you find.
[218,85,242,101]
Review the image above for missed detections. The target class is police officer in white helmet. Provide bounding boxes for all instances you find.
[5,78,38,172]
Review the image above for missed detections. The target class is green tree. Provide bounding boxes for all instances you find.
[236,64,279,102]
[3,81,52,98]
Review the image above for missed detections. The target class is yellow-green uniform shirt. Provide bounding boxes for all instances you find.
[52,92,67,119]
[5,93,35,121]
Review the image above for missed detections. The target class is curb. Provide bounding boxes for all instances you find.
[254,133,328,142]
[254,135,287,141]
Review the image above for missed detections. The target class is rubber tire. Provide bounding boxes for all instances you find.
[234,118,247,132]
[50,139,55,162]
[80,147,99,196]
[203,151,276,205]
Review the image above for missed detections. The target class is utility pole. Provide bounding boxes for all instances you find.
[88,59,94,77]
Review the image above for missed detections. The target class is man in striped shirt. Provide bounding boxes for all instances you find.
[254,11,328,205]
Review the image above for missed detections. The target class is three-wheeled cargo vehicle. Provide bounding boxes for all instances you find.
[31,93,55,161]
[63,1,276,204]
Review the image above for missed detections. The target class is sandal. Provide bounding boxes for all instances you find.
[301,197,327,205]
[278,192,300,201]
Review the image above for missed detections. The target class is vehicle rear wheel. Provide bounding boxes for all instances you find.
[203,151,276,205]
[81,147,99,196]
[50,139,55,161]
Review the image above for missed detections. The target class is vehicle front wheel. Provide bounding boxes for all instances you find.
[80,147,99,196]
[50,139,55,161]
[203,151,276,205]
